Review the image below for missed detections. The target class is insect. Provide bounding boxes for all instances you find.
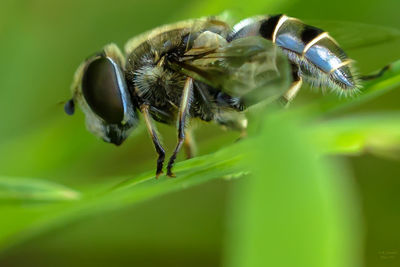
[64,14,386,178]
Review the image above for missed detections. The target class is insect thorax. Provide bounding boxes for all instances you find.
[124,29,189,121]
[124,21,236,124]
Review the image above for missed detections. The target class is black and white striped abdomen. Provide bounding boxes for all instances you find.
[229,14,359,93]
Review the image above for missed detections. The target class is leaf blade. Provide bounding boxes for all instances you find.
[0,177,80,203]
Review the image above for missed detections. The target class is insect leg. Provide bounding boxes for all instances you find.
[141,104,166,178]
[279,79,303,107]
[360,64,391,81]
[279,64,303,107]
[183,128,196,159]
[167,77,194,177]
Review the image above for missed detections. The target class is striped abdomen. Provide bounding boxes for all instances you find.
[230,15,359,93]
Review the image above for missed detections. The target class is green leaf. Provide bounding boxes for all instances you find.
[308,112,400,159]
[223,115,362,267]
[0,177,80,203]
[0,143,247,252]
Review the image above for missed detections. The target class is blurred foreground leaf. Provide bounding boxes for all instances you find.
[224,115,362,267]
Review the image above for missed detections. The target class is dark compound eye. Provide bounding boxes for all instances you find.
[82,57,126,124]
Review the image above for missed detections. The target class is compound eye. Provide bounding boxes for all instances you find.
[82,57,125,124]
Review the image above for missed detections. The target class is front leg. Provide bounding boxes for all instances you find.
[167,77,194,177]
[141,104,166,178]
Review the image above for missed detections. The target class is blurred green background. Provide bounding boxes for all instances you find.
[1,0,400,266]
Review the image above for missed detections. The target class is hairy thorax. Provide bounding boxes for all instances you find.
[124,21,243,125]
[134,61,186,107]
[124,29,190,123]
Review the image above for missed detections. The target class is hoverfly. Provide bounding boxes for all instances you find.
[64,14,386,177]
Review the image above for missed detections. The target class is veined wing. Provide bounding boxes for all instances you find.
[175,34,292,106]
[307,20,400,51]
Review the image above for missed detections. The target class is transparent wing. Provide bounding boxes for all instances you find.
[306,20,400,51]
[175,35,292,105]
[305,20,400,71]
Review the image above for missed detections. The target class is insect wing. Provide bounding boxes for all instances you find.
[305,20,400,69]
[308,21,400,51]
[179,36,292,106]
